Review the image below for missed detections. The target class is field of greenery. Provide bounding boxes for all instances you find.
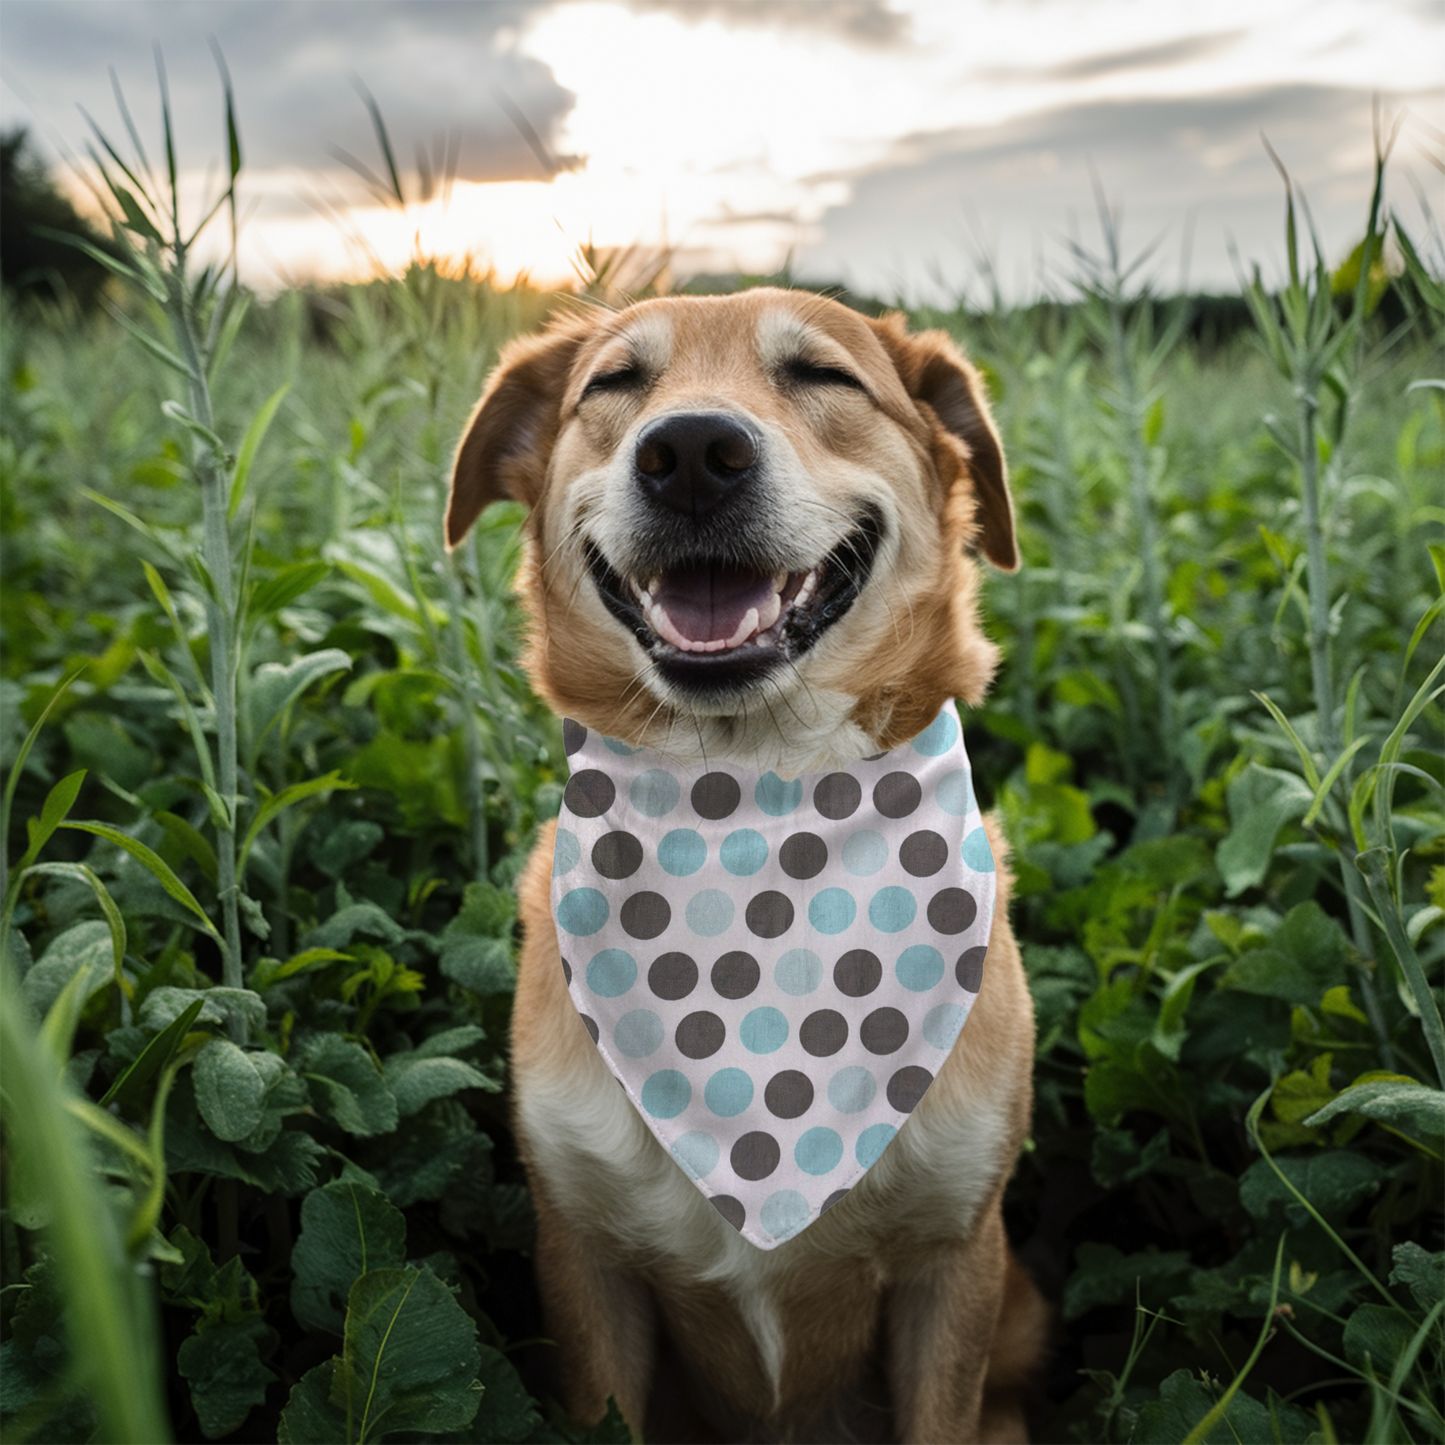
[1,81,1442,1445]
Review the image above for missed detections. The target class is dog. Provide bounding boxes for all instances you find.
[446,288,1045,1443]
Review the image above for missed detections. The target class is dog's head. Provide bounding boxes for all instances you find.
[447,288,1016,775]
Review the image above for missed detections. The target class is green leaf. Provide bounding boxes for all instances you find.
[60,820,220,938]
[141,985,266,1037]
[193,1038,268,1142]
[19,920,113,1022]
[250,560,331,618]
[1238,1150,1384,1227]
[299,1034,399,1137]
[338,559,446,630]
[227,383,289,520]
[383,1052,497,1117]
[16,769,87,872]
[440,933,516,996]
[1062,1241,1192,1320]
[1216,764,1313,896]
[1131,1370,1315,1445]
[246,648,352,756]
[155,810,219,886]
[177,1316,276,1440]
[290,1180,407,1336]
[1342,1303,1416,1373]
[1390,1242,1444,1314]
[1304,1074,1445,1138]
[1221,902,1351,1005]
[461,1346,545,1443]
[100,997,206,1110]
[238,770,354,875]
[277,1362,347,1444]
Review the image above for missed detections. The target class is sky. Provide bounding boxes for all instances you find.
[2,0,1442,303]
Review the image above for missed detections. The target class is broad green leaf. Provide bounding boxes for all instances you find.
[299,1034,399,1137]
[193,1039,268,1142]
[467,1345,545,1443]
[1342,1303,1416,1373]
[290,1180,406,1336]
[1216,764,1313,897]
[140,985,266,1037]
[1304,1074,1445,1138]
[340,1267,481,1441]
[60,820,220,938]
[337,559,446,629]
[20,920,113,1022]
[227,383,289,520]
[1132,1370,1315,1445]
[439,933,516,996]
[22,861,128,995]
[238,770,354,875]
[177,1315,276,1439]
[383,1052,497,1117]
[1238,1150,1384,1226]
[1221,902,1350,1005]
[250,561,330,618]
[277,1362,346,1444]
[1062,1241,1192,1320]
[249,947,350,991]
[100,997,206,1110]
[245,649,352,756]
[1390,1242,1443,1314]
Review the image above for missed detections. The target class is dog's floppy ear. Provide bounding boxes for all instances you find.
[869,315,1019,572]
[446,314,594,549]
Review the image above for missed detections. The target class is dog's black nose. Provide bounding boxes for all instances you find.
[633,411,759,517]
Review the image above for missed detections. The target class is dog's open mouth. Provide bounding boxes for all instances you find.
[585,509,883,692]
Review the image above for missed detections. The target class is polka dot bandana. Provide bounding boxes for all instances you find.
[551,703,995,1250]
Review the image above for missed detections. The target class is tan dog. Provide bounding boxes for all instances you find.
[446,289,1045,1443]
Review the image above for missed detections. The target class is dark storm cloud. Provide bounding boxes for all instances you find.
[799,84,1442,301]
[978,30,1247,84]
[1,1,578,184]
[624,0,909,46]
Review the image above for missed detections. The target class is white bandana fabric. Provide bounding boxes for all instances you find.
[550,703,996,1250]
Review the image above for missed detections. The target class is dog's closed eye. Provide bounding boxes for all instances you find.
[782,357,867,391]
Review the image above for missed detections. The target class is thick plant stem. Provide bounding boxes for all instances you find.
[167,262,244,1027]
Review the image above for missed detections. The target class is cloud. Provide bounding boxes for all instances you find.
[1,0,579,185]
[977,30,1248,85]
[797,83,1445,302]
[622,0,910,47]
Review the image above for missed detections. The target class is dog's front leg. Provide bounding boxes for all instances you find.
[533,1184,656,1435]
[884,1197,1012,1444]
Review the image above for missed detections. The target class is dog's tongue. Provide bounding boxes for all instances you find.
[652,565,776,648]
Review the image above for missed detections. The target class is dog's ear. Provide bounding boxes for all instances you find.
[869,316,1019,572]
[446,314,594,548]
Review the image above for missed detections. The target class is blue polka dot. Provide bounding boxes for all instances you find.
[923,1003,968,1050]
[856,1122,897,1168]
[704,1067,754,1117]
[671,1131,720,1179]
[641,1070,691,1119]
[552,827,581,876]
[809,888,857,935]
[557,888,608,936]
[658,828,706,876]
[896,945,945,992]
[869,886,917,933]
[740,1007,789,1054]
[760,1189,810,1241]
[720,828,769,876]
[911,709,959,756]
[603,736,642,755]
[614,1009,664,1057]
[586,949,636,997]
[774,948,822,996]
[827,1066,876,1113]
[754,772,803,815]
[841,830,888,876]
[630,769,680,818]
[935,768,973,817]
[795,1127,844,1176]
[962,826,995,872]
[686,890,734,937]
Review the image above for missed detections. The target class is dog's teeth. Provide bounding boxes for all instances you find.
[726,607,760,649]
[757,592,782,632]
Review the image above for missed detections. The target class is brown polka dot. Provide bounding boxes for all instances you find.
[800,1009,848,1057]
[561,956,573,985]
[764,1070,814,1119]
[563,719,587,755]
[886,1064,933,1112]
[676,1011,726,1059]
[712,951,760,999]
[711,1195,745,1230]
[813,773,862,820]
[620,891,671,939]
[956,945,987,992]
[565,769,615,818]
[833,949,882,997]
[861,1007,909,1055]
[780,832,828,879]
[579,1014,600,1044]
[731,1131,780,1181]
[592,831,643,879]
[691,772,741,820]
[821,1189,849,1213]
[745,891,794,939]
[899,829,948,877]
[649,952,698,1000]
[873,771,922,818]
[928,888,977,935]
